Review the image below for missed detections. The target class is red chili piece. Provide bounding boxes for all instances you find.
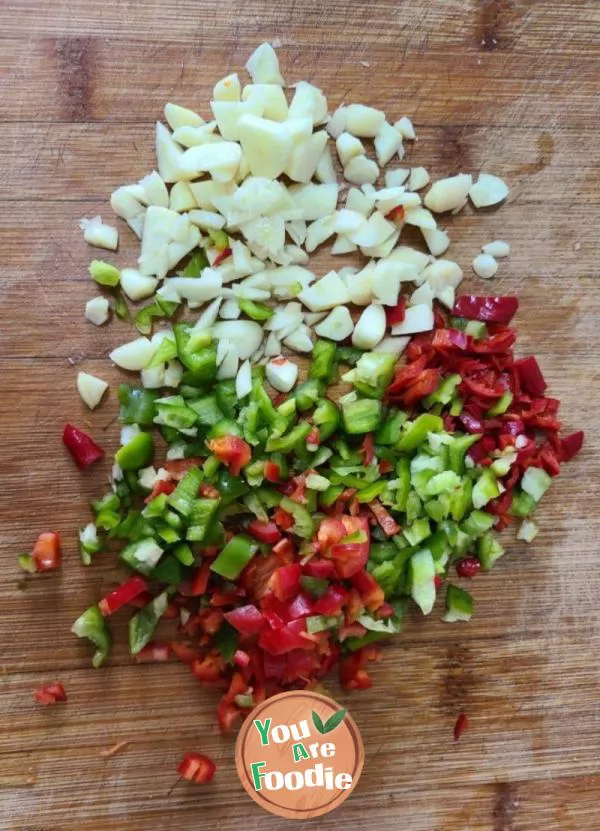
[452,295,519,324]
[99,576,149,616]
[455,558,481,578]
[34,682,67,705]
[177,752,217,784]
[453,712,469,742]
[32,532,62,572]
[62,423,104,469]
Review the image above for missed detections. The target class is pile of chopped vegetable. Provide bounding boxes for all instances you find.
[64,304,583,730]
[23,42,584,764]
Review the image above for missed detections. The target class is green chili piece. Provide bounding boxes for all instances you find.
[309,339,337,382]
[442,584,474,622]
[341,398,383,434]
[118,385,158,426]
[295,379,325,411]
[210,535,258,580]
[129,591,169,655]
[168,466,204,517]
[239,299,274,321]
[115,432,154,471]
[279,496,314,539]
[266,422,311,453]
[448,433,482,474]
[71,605,112,668]
[397,414,444,453]
[187,498,220,542]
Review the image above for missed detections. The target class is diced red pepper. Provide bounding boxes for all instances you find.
[561,430,584,462]
[273,506,294,530]
[178,752,216,784]
[217,699,243,732]
[302,558,336,580]
[453,712,469,742]
[34,681,67,705]
[170,642,201,665]
[190,561,211,597]
[351,570,384,612]
[62,423,104,469]
[452,295,519,324]
[134,642,172,663]
[144,479,176,503]
[99,576,149,616]
[388,354,429,395]
[272,537,296,562]
[470,330,516,354]
[460,413,484,434]
[369,501,401,537]
[340,646,381,691]
[317,517,347,551]
[197,608,224,635]
[224,604,266,636]
[285,592,313,620]
[402,368,441,407]
[264,461,281,483]
[313,585,349,616]
[162,457,204,480]
[206,435,251,477]
[513,356,547,397]
[306,427,321,447]
[247,520,282,544]
[385,296,406,327]
[455,558,481,578]
[268,564,302,602]
[213,246,232,267]
[191,653,225,684]
[31,532,62,572]
[199,483,221,499]
[486,489,513,516]
[379,459,393,475]
[360,433,375,465]
[432,328,469,351]
[259,619,313,655]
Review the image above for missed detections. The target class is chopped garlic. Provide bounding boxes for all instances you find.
[315,306,354,341]
[374,122,403,167]
[79,216,119,251]
[77,372,109,410]
[85,296,109,326]
[473,253,499,279]
[407,167,430,191]
[470,173,510,208]
[245,43,285,86]
[352,304,386,349]
[345,104,385,137]
[424,174,473,214]
[336,133,365,167]
[394,116,416,140]
[344,156,379,186]
[482,240,510,258]
[266,357,299,392]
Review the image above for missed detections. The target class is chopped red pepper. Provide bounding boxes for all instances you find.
[31,532,62,572]
[268,564,302,602]
[134,642,172,663]
[62,423,104,469]
[306,426,321,447]
[340,646,381,691]
[360,433,376,465]
[34,681,67,705]
[177,752,216,784]
[162,457,204,480]
[192,653,226,684]
[453,712,469,742]
[432,328,469,351]
[234,649,251,668]
[452,295,519,324]
[351,570,384,612]
[513,356,547,397]
[259,618,312,655]
[385,296,406,327]
[455,558,481,578]
[402,368,441,407]
[388,354,428,395]
[206,435,251,477]
[369,501,401,537]
[144,479,176,503]
[99,576,149,616]
[224,604,266,636]
[247,520,282,544]
[190,561,211,597]
[264,460,281,483]
[561,430,584,462]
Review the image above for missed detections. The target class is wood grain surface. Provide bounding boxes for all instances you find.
[1,1,599,829]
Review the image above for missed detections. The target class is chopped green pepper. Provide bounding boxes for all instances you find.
[239,299,274,321]
[71,605,112,668]
[397,414,444,453]
[89,259,120,287]
[129,591,169,655]
[279,496,314,539]
[310,339,337,382]
[341,398,383,434]
[118,385,158,426]
[187,498,220,541]
[210,534,258,580]
[168,466,204,517]
[115,432,154,471]
[442,584,474,622]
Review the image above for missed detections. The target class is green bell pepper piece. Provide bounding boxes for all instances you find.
[120,538,164,575]
[215,379,238,416]
[142,492,168,519]
[279,496,314,538]
[187,498,221,542]
[173,542,195,566]
[442,584,474,622]
[134,297,178,335]
[405,490,423,524]
[521,467,552,502]
[174,324,218,380]
[153,396,198,433]
[118,385,158,426]
[449,397,464,417]
[410,549,436,615]
[478,532,505,570]
[422,374,461,408]
[295,378,325,411]
[355,480,389,503]
[376,409,408,445]
[472,469,500,509]
[168,466,203,517]
[115,432,154,471]
[145,336,178,370]
[449,433,482,474]
[151,554,186,585]
[449,478,472,522]
[423,470,462,497]
[300,576,329,598]
[394,458,411,512]
[321,484,344,507]
[129,591,169,655]
[460,509,495,538]
[370,542,399,563]
[239,298,274,321]
[335,346,363,366]
[351,352,396,400]
[509,489,537,517]
[397,414,443,452]
[210,534,258,580]
[403,517,431,546]
[306,615,339,634]
[310,339,337,382]
[313,399,340,441]
[209,229,229,250]
[89,259,120,286]
[216,469,249,505]
[341,398,383,434]
[187,394,225,427]
[266,422,311,453]
[182,248,209,277]
[211,622,238,663]
[487,391,514,416]
[71,605,112,668]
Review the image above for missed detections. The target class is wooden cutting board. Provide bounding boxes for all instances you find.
[1,1,599,828]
